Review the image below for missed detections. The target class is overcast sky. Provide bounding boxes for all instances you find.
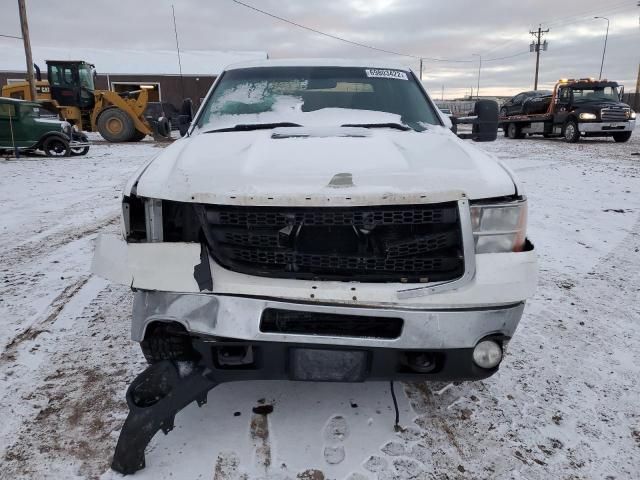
[1,0,638,98]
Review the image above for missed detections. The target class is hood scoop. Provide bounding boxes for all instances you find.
[327,172,354,188]
[271,126,371,139]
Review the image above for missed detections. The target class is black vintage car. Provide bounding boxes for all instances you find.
[500,90,552,117]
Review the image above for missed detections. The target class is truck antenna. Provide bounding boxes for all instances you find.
[172,5,185,100]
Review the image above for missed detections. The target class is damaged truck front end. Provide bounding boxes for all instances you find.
[94,192,535,383]
[94,60,537,474]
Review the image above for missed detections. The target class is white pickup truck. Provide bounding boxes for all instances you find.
[93,59,537,385]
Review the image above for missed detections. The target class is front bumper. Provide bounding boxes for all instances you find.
[578,120,635,133]
[132,291,525,349]
[134,291,525,381]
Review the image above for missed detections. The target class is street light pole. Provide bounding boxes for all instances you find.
[594,16,609,80]
[472,54,481,99]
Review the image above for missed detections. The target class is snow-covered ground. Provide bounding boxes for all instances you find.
[1,132,639,480]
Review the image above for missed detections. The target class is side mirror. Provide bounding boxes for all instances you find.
[471,100,498,142]
[178,98,194,137]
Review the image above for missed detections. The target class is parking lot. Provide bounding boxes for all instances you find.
[1,133,639,479]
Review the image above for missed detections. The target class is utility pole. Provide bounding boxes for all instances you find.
[17,0,36,101]
[441,85,444,101]
[472,53,481,99]
[419,58,423,81]
[530,25,549,90]
[634,63,640,112]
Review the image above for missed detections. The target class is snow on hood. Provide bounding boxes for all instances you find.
[135,127,516,206]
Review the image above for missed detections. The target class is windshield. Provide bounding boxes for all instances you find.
[572,85,619,103]
[78,64,95,90]
[22,105,40,118]
[197,66,441,131]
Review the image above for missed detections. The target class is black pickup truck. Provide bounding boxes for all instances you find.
[499,79,636,143]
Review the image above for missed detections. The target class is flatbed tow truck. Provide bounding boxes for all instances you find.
[499,78,636,143]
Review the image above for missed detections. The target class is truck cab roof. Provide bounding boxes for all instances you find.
[0,96,41,108]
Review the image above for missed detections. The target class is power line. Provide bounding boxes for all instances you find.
[485,51,530,62]
[229,0,472,63]
[230,0,418,59]
[0,33,22,39]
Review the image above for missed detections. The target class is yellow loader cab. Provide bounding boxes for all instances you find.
[1,60,171,142]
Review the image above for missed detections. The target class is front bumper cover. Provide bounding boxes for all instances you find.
[133,290,525,350]
[578,120,635,132]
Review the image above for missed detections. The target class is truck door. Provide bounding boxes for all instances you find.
[47,63,88,109]
[509,93,525,115]
[554,86,571,125]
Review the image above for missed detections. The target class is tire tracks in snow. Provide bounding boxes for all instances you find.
[0,213,118,271]
[0,276,89,364]
[1,284,141,479]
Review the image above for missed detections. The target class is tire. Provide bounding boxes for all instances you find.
[563,119,580,143]
[156,116,171,138]
[70,146,90,156]
[507,123,524,139]
[127,130,146,142]
[612,131,632,143]
[139,322,198,364]
[97,107,135,142]
[42,136,70,157]
[499,107,508,117]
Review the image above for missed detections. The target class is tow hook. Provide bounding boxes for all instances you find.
[111,360,218,475]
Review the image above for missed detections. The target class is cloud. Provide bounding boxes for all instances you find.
[1,0,637,98]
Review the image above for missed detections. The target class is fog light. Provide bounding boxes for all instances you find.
[473,340,502,369]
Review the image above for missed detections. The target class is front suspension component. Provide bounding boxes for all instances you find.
[111,360,218,475]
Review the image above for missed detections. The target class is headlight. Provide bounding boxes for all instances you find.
[61,121,72,135]
[579,112,597,120]
[470,198,527,253]
[631,110,637,120]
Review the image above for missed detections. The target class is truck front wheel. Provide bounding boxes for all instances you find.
[563,120,580,143]
[42,136,71,157]
[612,131,632,143]
[507,123,524,139]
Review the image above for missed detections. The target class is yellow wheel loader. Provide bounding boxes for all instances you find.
[1,61,171,142]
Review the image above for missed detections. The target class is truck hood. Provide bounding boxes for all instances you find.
[574,100,631,111]
[135,126,516,206]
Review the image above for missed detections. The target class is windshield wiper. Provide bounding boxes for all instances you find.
[204,122,301,133]
[341,123,412,131]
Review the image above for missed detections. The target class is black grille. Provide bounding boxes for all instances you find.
[601,107,630,122]
[211,206,456,226]
[203,203,464,282]
[260,309,403,339]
